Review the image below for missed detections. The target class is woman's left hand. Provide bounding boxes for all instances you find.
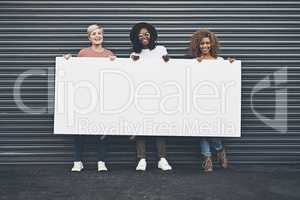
[228,57,235,63]
[162,55,170,62]
[109,55,116,61]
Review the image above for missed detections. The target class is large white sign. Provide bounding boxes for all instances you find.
[54,57,241,137]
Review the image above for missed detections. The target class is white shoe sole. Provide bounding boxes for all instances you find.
[136,167,146,171]
[158,165,172,171]
[71,168,83,172]
[158,168,172,171]
[98,168,108,172]
[136,169,146,171]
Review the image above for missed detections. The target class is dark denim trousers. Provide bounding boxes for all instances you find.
[73,135,107,162]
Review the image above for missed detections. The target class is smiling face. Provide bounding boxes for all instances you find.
[199,37,211,56]
[88,28,103,45]
[138,28,151,47]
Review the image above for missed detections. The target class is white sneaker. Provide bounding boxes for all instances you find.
[158,157,172,171]
[71,161,84,172]
[97,161,108,172]
[136,158,147,171]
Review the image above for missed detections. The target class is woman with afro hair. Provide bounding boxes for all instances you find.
[190,28,234,172]
[129,22,172,171]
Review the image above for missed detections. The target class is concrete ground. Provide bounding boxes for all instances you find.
[1,165,300,200]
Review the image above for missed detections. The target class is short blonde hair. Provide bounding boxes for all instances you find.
[87,24,102,38]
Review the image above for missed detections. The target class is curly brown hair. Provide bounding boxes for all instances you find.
[190,29,220,58]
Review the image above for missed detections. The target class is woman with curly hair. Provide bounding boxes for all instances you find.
[190,28,234,172]
[64,24,115,172]
[129,22,172,171]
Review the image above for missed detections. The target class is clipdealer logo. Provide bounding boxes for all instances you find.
[13,67,54,114]
[250,67,288,133]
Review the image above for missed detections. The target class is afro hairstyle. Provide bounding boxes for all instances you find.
[129,22,158,53]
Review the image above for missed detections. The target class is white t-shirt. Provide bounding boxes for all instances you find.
[130,45,168,60]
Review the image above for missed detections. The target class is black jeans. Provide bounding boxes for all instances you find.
[136,137,167,159]
[73,135,107,162]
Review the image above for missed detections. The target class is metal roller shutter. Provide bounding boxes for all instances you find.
[0,0,299,165]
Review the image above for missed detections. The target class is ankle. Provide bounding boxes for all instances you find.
[202,156,213,172]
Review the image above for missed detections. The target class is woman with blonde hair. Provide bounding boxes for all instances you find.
[65,24,115,172]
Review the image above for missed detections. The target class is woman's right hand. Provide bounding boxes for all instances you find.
[63,54,72,60]
[197,56,204,63]
[131,55,140,61]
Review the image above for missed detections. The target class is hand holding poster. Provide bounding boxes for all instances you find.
[54,57,241,137]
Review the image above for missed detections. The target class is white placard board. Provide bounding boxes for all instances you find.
[54,57,241,137]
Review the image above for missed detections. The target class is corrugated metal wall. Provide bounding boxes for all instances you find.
[0,0,300,165]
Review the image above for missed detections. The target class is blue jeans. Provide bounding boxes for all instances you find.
[200,138,224,157]
[73,135,107,162]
